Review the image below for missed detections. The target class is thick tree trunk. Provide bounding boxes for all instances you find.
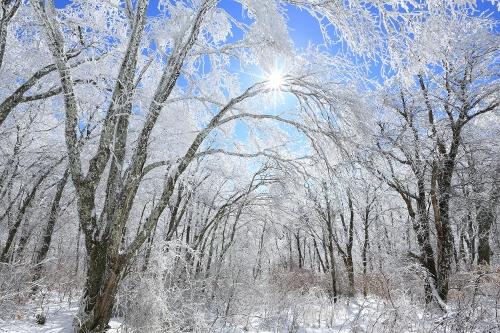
[434,162,455,302]
[415,178,439,304]
[414,221,438,303]
[345,256,354,298]
[401,180,438,305]
[78,270,121,333]
[75,243,125,333]
[435,205,453,302]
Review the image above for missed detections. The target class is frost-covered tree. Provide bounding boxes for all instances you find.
[373,9,499,304]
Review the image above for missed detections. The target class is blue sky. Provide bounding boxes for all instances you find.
[52,0,499,152]
[53,0,500,47]
[54,0,324,48]
[52,0,499,84]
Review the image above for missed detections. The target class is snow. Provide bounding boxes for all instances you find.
[0,304,123,333]
[0,297,388,333]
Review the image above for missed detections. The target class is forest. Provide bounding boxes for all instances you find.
[0,0,499,332]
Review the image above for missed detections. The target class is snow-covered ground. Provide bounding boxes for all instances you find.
[0,303,123,333]
[233,297,417,333]
[0,295,482,333]
[0,298,383,332]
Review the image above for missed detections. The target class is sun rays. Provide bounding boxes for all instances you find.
[266,69,285,90]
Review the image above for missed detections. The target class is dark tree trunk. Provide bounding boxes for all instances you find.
[141,220,157,272]
[312,237,326,273]
[206,227,217,279]
[345,193,355,297]
[345,256,354,298]
[253,222,266,280]
[324,226,337,302]
[327,239,338,302]
[362,209,370,297]
[477,171,499,265]
[435,203,454,302]
[14,221,31,260]
[477,206,493,265]
[32,169,69,283]
[435,160,456,302]
[399,176,438,305]
[0,1,21,104]
[1,169,50,263]
[76,243,125,333]
[295,231,303,269]
[1,206,26,263]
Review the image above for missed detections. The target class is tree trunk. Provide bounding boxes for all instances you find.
[398,181,437,305]
[477,171,499,265]
[362,210,370,298]
[323,228,337,302]
[345,255,354,298]
[79,269,121,333]
[0,0,21,89]
[295,231,303,269]
[312,237,326,273]
[327,240,338,302]
[464,211,475,266]
[253,222,266,280]
[477,205,493,265]
[75,243,124,333]
[32,169,69,283]
[1,169,50,263]
[345,193,355,297]
[434,160,456,302]
[14,221,31,260]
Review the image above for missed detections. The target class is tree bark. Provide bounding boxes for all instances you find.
[323,224,337,302]
[295,231,303,269]
[312,237,326,273]
[477,171,499,265]
[345,193,355,297]
[477,205,493,265]
[0,0,20,75]
[32,169,69,284]
[362,208,370,297]
[0,168,51,263]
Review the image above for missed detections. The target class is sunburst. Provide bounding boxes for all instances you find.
[266,69,285,90]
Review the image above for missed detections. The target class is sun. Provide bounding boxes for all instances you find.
[266,70,285,90]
